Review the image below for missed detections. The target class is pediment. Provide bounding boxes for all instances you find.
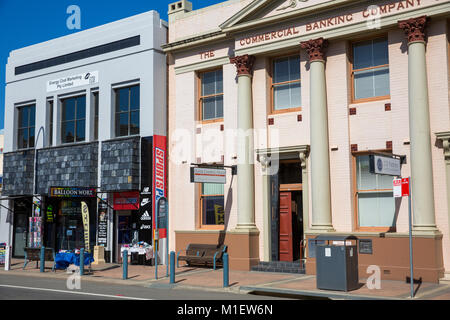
[220,0,354,31]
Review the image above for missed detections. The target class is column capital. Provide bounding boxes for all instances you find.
[300,37,328,62]
[230,54,256,76]
[398,15,428,44]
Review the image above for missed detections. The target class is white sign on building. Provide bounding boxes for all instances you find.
[47,71,99,93]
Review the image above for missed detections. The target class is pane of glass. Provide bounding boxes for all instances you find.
[62,121,75,143]
[130,111,140,135]
[202,71,216,96]
[76,96,86,120]
[116,113,128,137]
[357,156,376,190]
[18,128,27,149]
[202,183,224,195]
[353,40,373,70]
[273,83,291,110]
[354,69,375,100]
[117,88,129,112]
[289,56,300,81]
[29,106,36,126]
[358,192,395,227]
[274,57,289,83]
[378,172,395,190]
[290,82,301,108]
[62,98,76,121]
[372,38,389,66]
[373,66,390,97]
[202,97,216,120]
[130,85,140,110]
[202,196,225,225]
[94,93,99,116]
[216,95,223,118]
[29,127,35,148]
[76,120,85,142]
[19,107,28,128]
[216,70,223,94]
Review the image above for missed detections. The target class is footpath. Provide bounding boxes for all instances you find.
[1,258,450,300]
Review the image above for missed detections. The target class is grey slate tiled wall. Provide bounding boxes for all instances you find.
[101,137,140,191]
[2,150,35,196]
[35,142,99,195]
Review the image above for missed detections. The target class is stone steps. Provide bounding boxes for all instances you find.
[251,261,306,274]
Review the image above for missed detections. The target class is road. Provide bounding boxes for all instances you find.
[0,273,291,300]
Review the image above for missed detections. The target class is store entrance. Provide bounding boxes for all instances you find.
[114,211,139,263]
[13,199,32,258]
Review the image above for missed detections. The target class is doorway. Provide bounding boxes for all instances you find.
[12,199,32,258]
[114,211,139,263]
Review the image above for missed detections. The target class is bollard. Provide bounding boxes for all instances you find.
[123,250,128,280]
[223,253,229,288]
[5,245,11,271]
[40,247,45,273]
[80,249,85,276]
[170,251,175,284]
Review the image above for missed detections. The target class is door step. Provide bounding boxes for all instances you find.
[251,261,306,274]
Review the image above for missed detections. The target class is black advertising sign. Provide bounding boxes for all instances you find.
[50,187,97,198]
[139,187,152,244]
[97,194,108,246]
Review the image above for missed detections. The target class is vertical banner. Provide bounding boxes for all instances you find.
[81,201,90,252]
[97,194,108,247]
[153,135,167,239]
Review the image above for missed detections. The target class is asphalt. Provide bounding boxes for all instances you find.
[1,258,450,300]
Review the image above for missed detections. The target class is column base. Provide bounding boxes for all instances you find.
[412,226,441,236]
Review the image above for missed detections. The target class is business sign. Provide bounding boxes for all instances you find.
[50,187,97,198]
[369,155,401,176]
[113,191,140,211]
[138,187,152,244]
[47,71,99,93]
[153,135,167,239]
[190,167,227,184]
[97,194,108,246]
[81,201,90,252]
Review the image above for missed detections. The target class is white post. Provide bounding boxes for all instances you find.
[5,245,11,271]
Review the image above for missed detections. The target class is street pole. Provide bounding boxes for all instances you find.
[408,177,414,298]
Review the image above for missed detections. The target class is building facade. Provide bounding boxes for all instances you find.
[165,0,450,282]
[0,11,167,262]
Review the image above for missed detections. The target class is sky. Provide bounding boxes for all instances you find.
[0,0,224,130]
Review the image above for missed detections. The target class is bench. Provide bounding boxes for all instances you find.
[23,247,56,272]
[177,244,227,270]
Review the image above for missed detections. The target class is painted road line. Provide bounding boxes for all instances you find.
[0,284,151,300]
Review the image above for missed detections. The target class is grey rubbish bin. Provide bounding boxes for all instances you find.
[314,235,359,291]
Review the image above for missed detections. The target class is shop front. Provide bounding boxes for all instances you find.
[11,197,33,258]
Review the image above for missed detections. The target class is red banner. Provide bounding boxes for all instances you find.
[152,135,167,238]
[113,191,140,211]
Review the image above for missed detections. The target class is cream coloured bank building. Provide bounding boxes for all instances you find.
[164,0,450,283]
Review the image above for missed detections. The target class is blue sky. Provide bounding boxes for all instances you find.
[0,0,223,130]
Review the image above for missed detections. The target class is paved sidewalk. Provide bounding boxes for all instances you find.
[2,258,450,300]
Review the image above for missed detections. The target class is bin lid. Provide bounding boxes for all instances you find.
[313,235,358,241]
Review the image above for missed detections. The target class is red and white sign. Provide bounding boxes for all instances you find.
[113,191,140,211]
[393,177,410,197]
[152,135,167,239]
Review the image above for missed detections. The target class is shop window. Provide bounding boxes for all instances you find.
[355,155,395,230]
[199,69,223,122]
[115,85,140,137]
[61,95,86,144]
[272,55,301,113]
[17,104,36,150]
[48,100,54,146]
[351,38,390,102]
[200,183,225,227]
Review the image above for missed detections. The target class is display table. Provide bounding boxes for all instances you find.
[55,252,94,270]
[120,245,153,265]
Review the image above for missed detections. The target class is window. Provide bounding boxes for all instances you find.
[200,183,225,227]
[17,104,35,149]
[93,92,99,141]
[48,100,54,146]
[352,38,390,101]
[272,55,301,112]
[355,155,395,230]
[199,69,223,121]
[61,95,86,144]
[115,85,140,137]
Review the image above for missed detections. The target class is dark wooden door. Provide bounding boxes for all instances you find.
[279,192,293,261]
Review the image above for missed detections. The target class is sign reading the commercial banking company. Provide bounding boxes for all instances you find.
[369,155,401,176]
[50,187,97,198]
[47,71,99,93]
[190,167,226,184]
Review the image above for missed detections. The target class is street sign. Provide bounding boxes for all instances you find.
[369,155,401,176]
[393,178,402,198]
[190,167,226,184]
[402,178,410,197]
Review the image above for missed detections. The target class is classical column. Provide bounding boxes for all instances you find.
[230,54,258,231]
[300,38,334,232]
[399,16,439,234]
